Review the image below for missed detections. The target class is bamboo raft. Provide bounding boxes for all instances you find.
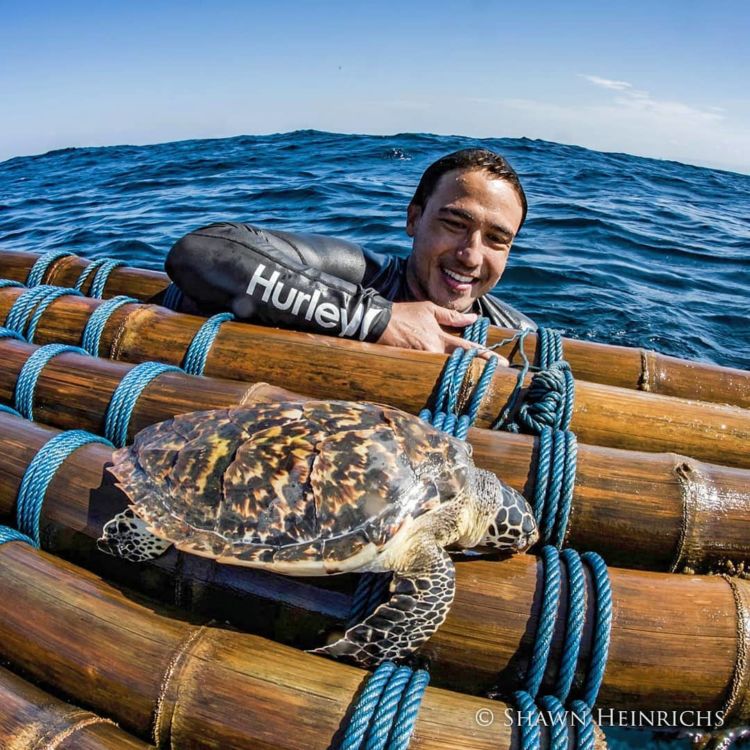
[1,248,748,408]
[2,251,750,748]
[0,285,749,469]
[1,337,749,573]
[0,409,749,725]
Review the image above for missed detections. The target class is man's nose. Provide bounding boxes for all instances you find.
[456,231,484,266]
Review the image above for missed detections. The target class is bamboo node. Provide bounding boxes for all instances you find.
[152,623,211,748]
[720,576,750,724]
[45,715,118,750]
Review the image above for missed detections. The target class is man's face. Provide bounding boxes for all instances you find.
[406,168,524,311]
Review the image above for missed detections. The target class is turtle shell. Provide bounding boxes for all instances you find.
[108,400,473,573]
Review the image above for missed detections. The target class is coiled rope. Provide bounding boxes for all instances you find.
[16,430,113,547]
[26,251,75,287]
[339,661,429,750]
[182,312,235,375]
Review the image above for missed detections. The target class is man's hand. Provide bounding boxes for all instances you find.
[376,301,509,364]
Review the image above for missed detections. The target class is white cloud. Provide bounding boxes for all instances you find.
[579,75,633,92]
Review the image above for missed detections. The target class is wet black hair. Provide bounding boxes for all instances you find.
[410,148,527,230]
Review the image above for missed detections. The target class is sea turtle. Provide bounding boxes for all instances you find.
[98,399,538,666]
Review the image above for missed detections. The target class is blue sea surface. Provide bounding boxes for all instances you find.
[0,130,748,370]
[0,131,746,747]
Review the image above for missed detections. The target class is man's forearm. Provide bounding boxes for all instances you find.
[165,222,393,342]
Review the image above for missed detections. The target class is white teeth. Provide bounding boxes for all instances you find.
[443,268,475,284]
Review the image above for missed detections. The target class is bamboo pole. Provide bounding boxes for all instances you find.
[0,665,152,750]
[1,286,749,468]
[1,339,749,573]
[0,541,555,750]
[2,249,747,408]
[0,412,747,722]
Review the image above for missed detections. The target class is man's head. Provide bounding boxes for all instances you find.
[406,149,526,312]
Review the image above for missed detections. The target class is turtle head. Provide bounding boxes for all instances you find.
[462,468,538,552]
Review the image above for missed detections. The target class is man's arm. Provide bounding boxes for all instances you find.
[165,222,392,342]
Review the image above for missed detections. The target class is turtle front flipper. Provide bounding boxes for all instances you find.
[309,539,455,667]
[97,509,173,562]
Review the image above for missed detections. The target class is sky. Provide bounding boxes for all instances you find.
[1,0,749,173]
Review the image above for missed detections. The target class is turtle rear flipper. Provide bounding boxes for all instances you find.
[97,508,173,562]
[308,538,455,666]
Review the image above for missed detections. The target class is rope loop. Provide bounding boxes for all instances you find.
[538,694,569,750]
[349,573,392,628]
[26,251,75,287]
[339,661,429,750]
[514,691,542,750]
[0,404,22,417]
[555,549,586,703]
[524,547,610,710]
[15,343,89,420]
[463,316,489,346]
[538,327,564,369]
[75,258,127,297]
[17,430,113,547]
[183,312,235,375]
[4,285,83,342]
[533,428,578,548]
[569,700,595,750]
[579,552,612,708]
[0,526,34,547]
[0,279,25,289]
[525,546,562,698]
[0,325,26,341]
[104,362,183,447]
[162,282,184,311]
[81,295,137,356]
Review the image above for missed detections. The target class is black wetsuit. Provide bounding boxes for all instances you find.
[165,222,535,341]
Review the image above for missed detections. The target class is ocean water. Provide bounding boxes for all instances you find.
[0,132,747,749]
[0,130,748,370]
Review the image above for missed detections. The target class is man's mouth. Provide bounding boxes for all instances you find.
[440,266,479,291]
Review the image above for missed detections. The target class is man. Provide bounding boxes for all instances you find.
[166,148,533,359]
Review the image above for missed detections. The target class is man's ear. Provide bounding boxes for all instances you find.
[406,203,422,237]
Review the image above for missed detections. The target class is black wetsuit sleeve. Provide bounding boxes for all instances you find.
[165,222,393,342]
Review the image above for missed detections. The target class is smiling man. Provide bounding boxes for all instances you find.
[165,149,534,357]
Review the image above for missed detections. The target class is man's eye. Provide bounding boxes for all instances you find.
[443,219,463,230]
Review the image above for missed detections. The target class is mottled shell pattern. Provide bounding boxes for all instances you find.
[108,400,474,571]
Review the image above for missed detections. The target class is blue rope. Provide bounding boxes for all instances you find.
[0,404,22,417]
[538,328,564,369]
[16,430,113,547]
[80,295,137,356]
[514,691,542,750]
[554,549,586,703]
[0,325,26,341]
[104,362,182,447]
[26,251,75,287]
[525,547,610,711]
[4,285,83,342]
[539,694,569,750]
[0,279,25,289]
[89,259,127,298]
[182,312,235,375]
[525,545,562,698]
[0,525,34,546]
[418,345,497,440]
[14,343,89,420]
[463,316,489,346]
[580,552,612,708]
[533,428,578,548]
[339,662,429,750]
[570,700,595,750]
[74,258,109,292]
[162,282,184,311]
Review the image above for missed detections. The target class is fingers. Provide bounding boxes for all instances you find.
[432,306,478,328]
[444,335,510,366]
